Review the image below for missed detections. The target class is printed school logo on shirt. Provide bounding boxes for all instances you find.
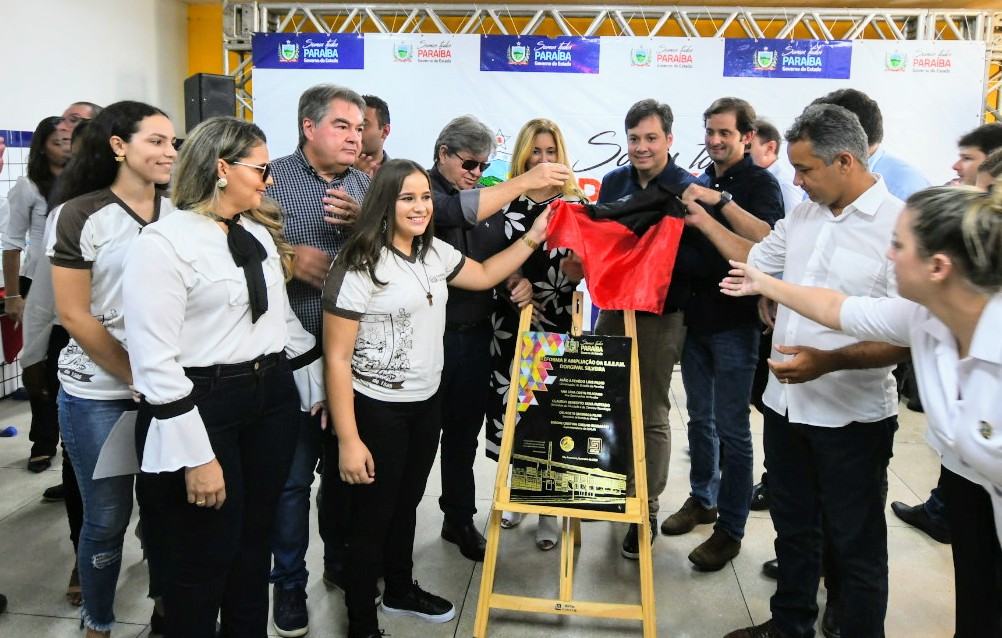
[352,308,414,390]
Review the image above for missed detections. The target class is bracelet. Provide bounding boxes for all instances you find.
[522,235,540,250]
[4,295,20,299]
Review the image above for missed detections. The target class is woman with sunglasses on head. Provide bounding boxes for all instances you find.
[323,158,550,638]
[485,118,587,551]
[122,116,324,638]
[720,185,1002,638]
[3,115,71,473]
[48,100,177,638]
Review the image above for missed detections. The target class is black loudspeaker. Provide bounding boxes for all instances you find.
[184,73,236,133]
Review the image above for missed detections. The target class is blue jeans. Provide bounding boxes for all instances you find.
[765,407,895,638]
[680,325,759,540]
[58,390,136,633]
[270,410,321,589]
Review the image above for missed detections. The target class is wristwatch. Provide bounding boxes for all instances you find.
[714,190,733,213]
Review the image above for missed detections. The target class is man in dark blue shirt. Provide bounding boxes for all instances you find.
[661,98,783,573]
[594,99,705,560]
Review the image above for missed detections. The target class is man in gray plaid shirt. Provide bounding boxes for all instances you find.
[266,83,371,638]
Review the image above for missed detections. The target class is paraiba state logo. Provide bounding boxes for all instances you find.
[394,43,413,62]
[508,42,530,65]
[885,52,908,72]
[754,47,777,71]
[279,40,300,63]
[630,46,651,67]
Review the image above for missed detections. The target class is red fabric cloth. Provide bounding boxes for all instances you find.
[0,289,22,364]
[547,199,684,313]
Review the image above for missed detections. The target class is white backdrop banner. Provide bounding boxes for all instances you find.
[252,34,986,197]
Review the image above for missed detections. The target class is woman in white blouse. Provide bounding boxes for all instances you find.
[322,159,549,638]
[123,116,324,638]
[720,185,1002,638]
[3,115,70,472]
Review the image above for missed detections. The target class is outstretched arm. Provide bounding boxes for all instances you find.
[767,342,910,384]
[450,206,550,292]
[720,259,847,331]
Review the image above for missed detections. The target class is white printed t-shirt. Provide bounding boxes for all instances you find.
[322,237,465,403]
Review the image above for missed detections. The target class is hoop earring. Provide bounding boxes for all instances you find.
[216,177,228,189]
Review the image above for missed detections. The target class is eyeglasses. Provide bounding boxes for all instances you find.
[59,114,90,128]
[232,161,271,182]
[451,152,491,173]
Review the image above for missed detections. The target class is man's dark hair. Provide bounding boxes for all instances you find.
[754,120,782,149]
[958,123,1002,154]
[811,88,883,147]
[703,97,756,135]
[362,94,390,128]
[625,99,673,136]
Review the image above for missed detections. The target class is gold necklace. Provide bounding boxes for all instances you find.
[400,256,433,306]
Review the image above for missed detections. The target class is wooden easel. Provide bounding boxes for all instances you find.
[474,293,655,637]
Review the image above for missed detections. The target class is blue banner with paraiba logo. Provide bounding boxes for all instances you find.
[480,35,600,74]
[723,38,852,79]
[252,33,365,69]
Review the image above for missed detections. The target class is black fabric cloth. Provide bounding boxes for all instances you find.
[218,214,268,323]
[428,166,507,325]
[587,181,688,234]
[686,154,784,334]
[597,160,708,315]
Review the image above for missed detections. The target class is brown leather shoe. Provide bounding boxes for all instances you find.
[689,528,741,571]
[723,618,789,638]
[660,496,717,535]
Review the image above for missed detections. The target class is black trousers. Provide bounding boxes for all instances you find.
[26,322,68,459]
[941,466,1002,637]
[345,392,442,638]
[136,355,299,638]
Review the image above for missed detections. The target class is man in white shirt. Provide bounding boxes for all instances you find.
[686,104,903,638]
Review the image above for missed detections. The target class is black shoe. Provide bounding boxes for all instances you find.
[762,558,779,580]
[689,528,741,571]
[272,584,309,638]
[322,567,382,604]
[27,456,52,473]
[723,618,789,638]
[380,580,455,623]
[0,593,7,614]
[622,516,657,560]
[150,607,165,637]
[441,519,486,561]
[42,483,66,502]
[750,479,770,511]
[821,602,840,638]
[906,395,924,413]
[890,501,951,544]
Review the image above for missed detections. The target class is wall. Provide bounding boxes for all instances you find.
[0,0,188,195]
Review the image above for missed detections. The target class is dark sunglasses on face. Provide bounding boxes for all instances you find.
[452,151,491,173]
[232,161,271,182]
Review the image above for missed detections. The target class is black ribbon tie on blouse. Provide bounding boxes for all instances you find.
[221,213,268,323]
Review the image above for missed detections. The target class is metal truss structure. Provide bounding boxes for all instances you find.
[222,2,1002,120]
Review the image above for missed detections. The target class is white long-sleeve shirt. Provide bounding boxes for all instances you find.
[123,209,323,473]
[748,176,902,427]
[842,293,1002,547]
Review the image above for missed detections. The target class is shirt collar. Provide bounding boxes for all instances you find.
[629,156,681,186]
[969,294,1002,364]
[704,153,754,181]
[428,165,459,195]
[867,145,885,171]
[294,147,354,183]
[840,174,889,219]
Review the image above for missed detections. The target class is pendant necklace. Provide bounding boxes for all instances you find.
[401,257,434,306]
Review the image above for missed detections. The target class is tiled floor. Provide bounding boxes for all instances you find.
[0,372,953,637]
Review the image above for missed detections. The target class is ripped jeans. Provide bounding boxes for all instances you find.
[58,390,136,633]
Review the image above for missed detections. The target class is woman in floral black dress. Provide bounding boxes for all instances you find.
[485,118,587,550]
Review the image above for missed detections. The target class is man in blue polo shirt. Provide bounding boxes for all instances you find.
[594,98,708,560]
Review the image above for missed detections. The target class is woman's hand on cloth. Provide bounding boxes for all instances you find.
[507,275,534,307]
[185,458,226,509]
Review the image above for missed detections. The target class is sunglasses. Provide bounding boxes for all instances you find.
[232,161,272,182]
[452,152,491,173]
[59,114,90,127]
